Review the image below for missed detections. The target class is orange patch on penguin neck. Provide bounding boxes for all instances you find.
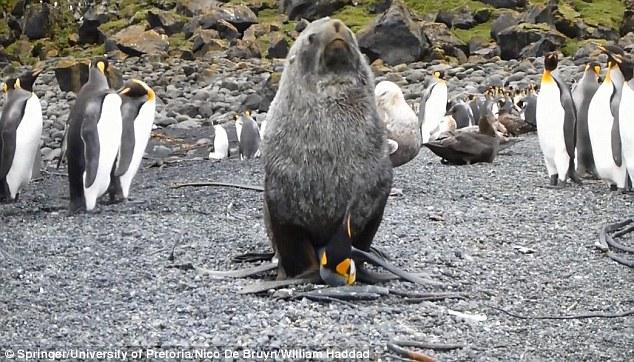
[541,70,554,84]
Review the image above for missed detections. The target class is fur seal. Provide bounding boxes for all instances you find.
[261,18,393,286]
[375,80,421,167]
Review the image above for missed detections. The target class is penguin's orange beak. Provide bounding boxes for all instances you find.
[593,65,601,75]
[97,61,105,73]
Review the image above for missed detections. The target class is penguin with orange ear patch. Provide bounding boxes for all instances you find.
[108,79,156,202]
[536,52,579,187]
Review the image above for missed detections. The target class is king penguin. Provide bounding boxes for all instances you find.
[572,62,601,179]
[0,77,43,202]
[587,46,627,190]
[108,79,156,202]
[235,111,261,160]
[419,70,448,142]
[617,55,634,189]
[209,124,229,159]
[536,52,579,187]
[66,58,123,212]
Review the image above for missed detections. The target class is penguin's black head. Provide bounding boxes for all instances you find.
[433,70,445,80]
[119,79,155,101]
[16,67,43,92]
[599,45,624,66]
[544,52,559,71]
[619,58,634,82]
[318,210,356,287]
[2,78,22,92]
[90,57,110,74]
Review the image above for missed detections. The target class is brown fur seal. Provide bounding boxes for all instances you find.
[375,80,421,167]
[261,18,393,286]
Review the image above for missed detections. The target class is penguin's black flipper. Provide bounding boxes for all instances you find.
[79,93,109,189]
[115,96,144,176]
[554,76,577,160]
[610,85,623,167]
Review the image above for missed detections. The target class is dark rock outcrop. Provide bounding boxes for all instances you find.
[267,32,289,59]
[357,0,429,65]
[479,0,527,9]
[497,23,565,60]
[78,8,109,44]
[147,10,186,35]
[279,0,351,21]
[421,22,468,61]
[53,59,123,93]
[23,2,53,40]
[191,29,227,57]
[436,7,476,29]
[491,10,521,41]
[110,25,170,57]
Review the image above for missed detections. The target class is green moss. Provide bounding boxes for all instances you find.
[168,33,191,50]
[403,0,490,14]
[332,6,373,32]
[257,8,282,23]
[562,38,579,56]
[452,21,492,43]
[516,22,553,32]
[99,19,129,33]
[570,0,623,29]
[0,0,20,12]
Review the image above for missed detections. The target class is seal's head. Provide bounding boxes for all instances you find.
[286,17,367,90]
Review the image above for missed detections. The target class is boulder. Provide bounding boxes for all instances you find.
[357,0,429,65]
[184,5,257,36]
[147,10,186,35]
[79,8,110,44]
[53,59,123,93]
[623,7,634,36]
[436,7,476,30]
[252,72,281,112]
[618,32,634,52]
[421,22,468,60]
[225,39,261,59]
[191,29,227,56]
[491,10,521,41]
[23,2,53,40]
[478,0,527,9]
[497,23,566,60]
[110,25,170,57]
[552,4,584,38]
[267,32,289,59]
[0,19,19,46]
[176,0,223,17]
[279,0,352,21]
[522,4,554,25]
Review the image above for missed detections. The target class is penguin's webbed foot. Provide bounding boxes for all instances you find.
[610,184,618,191]
[549,174,558,186]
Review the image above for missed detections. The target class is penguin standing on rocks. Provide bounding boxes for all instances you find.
[536,52,579,187]
[0,77,43,202]
[66,58,123,212]
[209,124,229,160]
[617,55,634,189]
[108,79,156,202]
[375,80,421,167]
[236,111,261,160]
[419,70,448,142]
[587,46,627,190]
[572,62,601,179]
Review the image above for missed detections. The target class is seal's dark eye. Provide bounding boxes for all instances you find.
[308,34,316,43]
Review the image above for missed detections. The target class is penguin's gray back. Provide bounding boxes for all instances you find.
[239,116,261,159]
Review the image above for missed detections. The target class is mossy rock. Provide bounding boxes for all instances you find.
[5,38,36,64]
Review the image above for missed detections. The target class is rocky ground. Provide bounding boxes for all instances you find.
[1,129,633,360]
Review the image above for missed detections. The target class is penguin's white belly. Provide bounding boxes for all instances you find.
[5,94,43,199]
[588,83,626,186]
[422,83,447,142]
[119,101,155,198]
[209,125,229,159]
[84,94,123,210]
[536,85,566,162]
[620,84,634,179]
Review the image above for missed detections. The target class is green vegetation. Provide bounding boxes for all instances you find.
[452,21,492,43]
[571,0,624,29]
[99,19,129,34]
[404,0,490,14]
[332,6,373,32]
[168,33,191,51]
